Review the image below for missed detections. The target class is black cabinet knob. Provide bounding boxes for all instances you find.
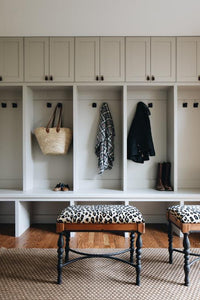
[0,76,2,81]
[198,75,200,81]
[49,75,53,81]
[146,75,150,81]
[101,75,104,81]
[151,75,155,81]
[45,75,48,81]
[96,76,99,81]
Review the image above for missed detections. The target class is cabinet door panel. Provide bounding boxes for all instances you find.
[177,37,200,82]
[126,37,150,82]
[25,38,49,82]
[0,38,23,82]
[100,37,124,82]
[50,37,74,82]
[75,37,99,82]
[151,37,175,82]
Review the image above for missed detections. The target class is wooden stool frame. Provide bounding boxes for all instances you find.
[167,211,200,286]
[56,222,145,286]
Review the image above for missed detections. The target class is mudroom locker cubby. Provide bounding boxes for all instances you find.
[23,85,74,192]
[0,36,200,237]
[74,85,124,192]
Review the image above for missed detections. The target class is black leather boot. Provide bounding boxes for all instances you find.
[156,163,165,191]
[162,162,173,191]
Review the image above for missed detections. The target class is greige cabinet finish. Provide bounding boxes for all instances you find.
[0,38,23,82]
[75,37,124,82]
[25,37,74,82]
[126,37,150,82]
[177,37,200,82]
[126,37,175,82]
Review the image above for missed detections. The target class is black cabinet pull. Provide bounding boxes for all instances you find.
[96,76,99,81]
[45,75,48,81]
[198,75,200,81]
[49,75,53,81]
[0,76,2,81]
[151,75,155,81]
[101,75,104,81]
[146,75,150,81]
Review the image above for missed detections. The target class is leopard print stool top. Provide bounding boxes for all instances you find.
[168,205,200,223]
[57,205,144,224]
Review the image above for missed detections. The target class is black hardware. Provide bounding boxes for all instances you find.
[183,102,188,108]
[96,76,99,81]
[12,103,17,108]
[57,102,62,108]
[146,76,150,81]
[1,103,7,108]
[45,75,48,81]
[198,76,200,81]
[50,75,53,81]
[148,103,153,108]
[193,102,198,108]
[46,102,52,108]
[92,103,97,108]
[0,76,2,81]
[151,75,155,81]
[101,75,104,81]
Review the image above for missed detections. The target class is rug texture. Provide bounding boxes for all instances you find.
[0,248,200,300]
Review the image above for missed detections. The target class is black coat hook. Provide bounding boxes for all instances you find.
[12,103,17,108]
[183,102,188,108]
[193,102,198,108]
[92,102,97,108]
[57,102,62,108]
[46,102,52,108]
[148,103,153,108]
[1,103,6,108]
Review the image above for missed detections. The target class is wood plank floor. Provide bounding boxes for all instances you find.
[1,224,200,248]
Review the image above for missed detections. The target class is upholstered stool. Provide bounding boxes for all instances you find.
[167,205,200,286]
[56,204,145,286]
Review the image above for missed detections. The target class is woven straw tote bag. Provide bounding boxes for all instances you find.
[34,103,72,155]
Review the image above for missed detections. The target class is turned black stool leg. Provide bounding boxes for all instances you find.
[130,232,135,264]
[168,220,173,264]
[183,233,190,286]
[65,231,70,263]
[136,232,142,286]
[57,232,64,284]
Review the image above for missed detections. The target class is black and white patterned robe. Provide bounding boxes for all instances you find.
[95,103,115,174]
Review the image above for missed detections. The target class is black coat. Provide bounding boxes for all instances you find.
[127,102,155,163]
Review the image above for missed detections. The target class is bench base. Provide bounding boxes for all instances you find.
[57,224,144,286]
[167,211,200,286]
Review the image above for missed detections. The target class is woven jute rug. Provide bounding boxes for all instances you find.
[0,248,200,300]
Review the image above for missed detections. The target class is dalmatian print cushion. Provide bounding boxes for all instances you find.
[168,205,200,223]
[57,205,144,224]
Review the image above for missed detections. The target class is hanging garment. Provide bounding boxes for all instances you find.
[95,102,115,174]
[127,101,155,163]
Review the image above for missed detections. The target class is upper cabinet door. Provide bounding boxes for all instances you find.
[151,37,176,82]
[25,38,49,82]
[100,37,124,82]
[75,37,99,82]
[126,37,150,82]
[0,38,23,82]
[177,37,200,82]
[50,37,74,82]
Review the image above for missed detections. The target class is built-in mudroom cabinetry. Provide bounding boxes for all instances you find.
[0,36,200,237]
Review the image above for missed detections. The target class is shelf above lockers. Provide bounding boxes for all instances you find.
[0,86,23,190]
[177,86,200,190]
[75,85,124,191]
[126,85,175,191]
[23,85,73,191]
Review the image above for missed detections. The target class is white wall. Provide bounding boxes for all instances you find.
[0,0,200,36]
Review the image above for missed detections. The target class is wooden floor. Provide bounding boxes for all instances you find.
[1,224,200,248]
